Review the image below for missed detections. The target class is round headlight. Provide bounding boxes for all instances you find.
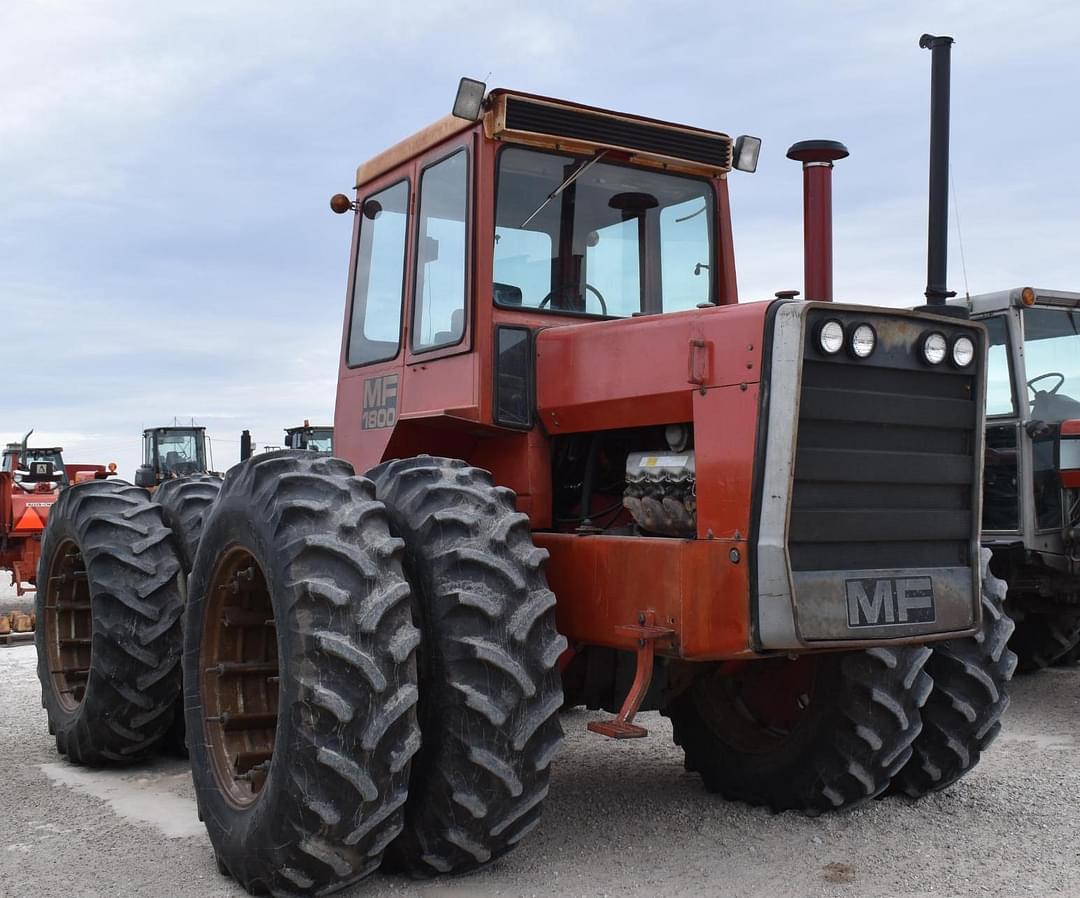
[818,319,844,354]
[922,332,948,365]
[850,323,876,358]
[952,335,975,367]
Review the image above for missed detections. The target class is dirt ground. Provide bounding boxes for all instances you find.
[2,579,1079,898]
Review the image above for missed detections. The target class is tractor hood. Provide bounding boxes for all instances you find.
[535,301,770,434]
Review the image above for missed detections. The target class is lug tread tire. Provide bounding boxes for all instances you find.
[153,474,224,757]
[664,646,932,815]
[185,451,420,897]
[35,479,184,765]
[153,474,223,571]
[1009,608,1080,672]
[894,549,1017,797]
[369,456,566,877]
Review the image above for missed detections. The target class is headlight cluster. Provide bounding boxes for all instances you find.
[815,318,877,359]
[815,318,975,368]
[920,332,974,368]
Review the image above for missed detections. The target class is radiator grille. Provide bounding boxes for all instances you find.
[789,350,978,572]
[503,97,732,169]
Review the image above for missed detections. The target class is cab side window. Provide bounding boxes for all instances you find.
[347,179,410,367]
[412,149,468,352]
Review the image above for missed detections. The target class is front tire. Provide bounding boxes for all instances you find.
[663,646,932,814]
[893,549,1016,797]
[369,456,566,876]
[185,452,421,896]
[35,480,184,764]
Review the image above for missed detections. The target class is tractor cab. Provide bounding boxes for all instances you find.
[135,426,210,488]
[954,287,1080,665]
[283,422,333,453]
[2,438,67,489]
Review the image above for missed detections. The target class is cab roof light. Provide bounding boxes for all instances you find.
[1021,286,1036,306]
[452,77,487,121]
[733,135,762,173]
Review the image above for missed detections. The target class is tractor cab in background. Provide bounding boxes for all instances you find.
[135,426,212,489]
[957,287,1080,667]
[283,421,333,453]
[2,441,67,489]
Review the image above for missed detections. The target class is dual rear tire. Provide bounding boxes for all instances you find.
[182,453,564,894]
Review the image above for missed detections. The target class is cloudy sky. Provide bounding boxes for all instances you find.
[3,0,1078,478]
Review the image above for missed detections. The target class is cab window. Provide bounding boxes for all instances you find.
[982,316,1014,417]
[412,149,468,352]
[347,179,410,367]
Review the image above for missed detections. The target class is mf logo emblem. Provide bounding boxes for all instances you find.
[362,374,399,430]
[846,577,936,627]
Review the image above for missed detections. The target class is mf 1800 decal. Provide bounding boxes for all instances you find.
[846,576,936,627]
[362,373,399,430]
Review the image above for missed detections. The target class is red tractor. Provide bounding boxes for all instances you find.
[34,35,1015,897]
[1,432,113,595]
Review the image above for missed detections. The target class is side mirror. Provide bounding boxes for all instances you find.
[494,282,523,306]
[134,466,157,489]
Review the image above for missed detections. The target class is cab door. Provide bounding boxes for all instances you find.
[334,175,413,473]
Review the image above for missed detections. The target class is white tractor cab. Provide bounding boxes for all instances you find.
[283,421,333,453]
[950,287,1080,668]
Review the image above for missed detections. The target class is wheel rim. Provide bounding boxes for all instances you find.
[44,539,93,712]
[694,656,819,753]
[201,546,279,809]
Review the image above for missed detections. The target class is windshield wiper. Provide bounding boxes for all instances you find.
[519,150,608,228]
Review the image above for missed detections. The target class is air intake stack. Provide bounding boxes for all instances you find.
[786,140,850,302]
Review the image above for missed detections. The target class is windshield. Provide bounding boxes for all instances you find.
[156,431,204,476]
[1022,307,1080,423]
[3,448,67,484]
[288,429,333,453]
[494,147,714,317]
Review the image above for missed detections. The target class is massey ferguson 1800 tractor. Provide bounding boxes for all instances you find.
[34,36,1015,896]
[956,287,1080,668]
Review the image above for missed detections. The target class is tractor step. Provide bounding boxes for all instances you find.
[587,613,674,740]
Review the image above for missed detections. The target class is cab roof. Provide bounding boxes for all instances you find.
[948,287,1080,315]
[354,89,734,189]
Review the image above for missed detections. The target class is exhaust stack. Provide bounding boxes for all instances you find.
[920,33,956,309]
[240,429,252,462]
[786,140,849,301]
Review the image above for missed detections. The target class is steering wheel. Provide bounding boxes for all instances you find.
[1027,372,1065,397]
[537,283,608,315]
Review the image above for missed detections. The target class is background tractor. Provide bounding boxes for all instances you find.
[1,431,113,596]
[239,421,334,460]
[284,421,333,453]
[134,425,215,488]
[34,35,1016,898]
[954,287,1080,668]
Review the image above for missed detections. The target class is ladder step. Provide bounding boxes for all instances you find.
[206,661,279,678]
[221,608,274,628]
[208,711,278,731]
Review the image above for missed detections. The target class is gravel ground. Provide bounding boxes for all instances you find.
[3,580,1079,898]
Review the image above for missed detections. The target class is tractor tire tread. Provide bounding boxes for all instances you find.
[369,455,565,877]
[185,451,420,896]
[894,549,1017,797]
[35,479,183,765]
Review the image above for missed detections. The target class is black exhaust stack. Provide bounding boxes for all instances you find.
[240,429,252,462]
[917,33,965,317]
